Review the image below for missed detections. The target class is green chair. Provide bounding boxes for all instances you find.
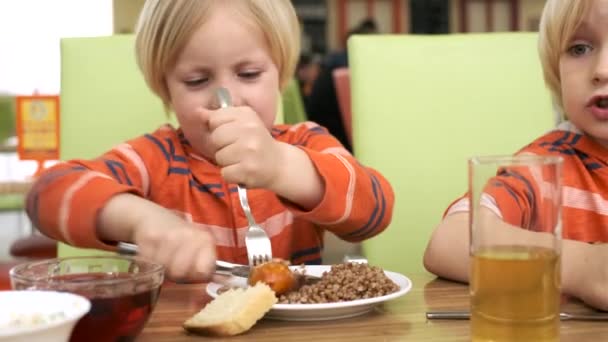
[348,33,554,275]
[58,35,171,257]
[281,79,307,124]
[58,34,289,257]
[0,96,15,144]
[0,95,20,212]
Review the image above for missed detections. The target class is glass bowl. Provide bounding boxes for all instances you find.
[10,256,164,342]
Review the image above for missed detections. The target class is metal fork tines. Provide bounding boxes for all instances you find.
[237,185,273,266]
[216,87,273,267]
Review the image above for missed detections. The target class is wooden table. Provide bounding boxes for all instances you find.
[139,273,608,341]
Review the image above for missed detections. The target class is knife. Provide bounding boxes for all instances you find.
[426,310,608,321]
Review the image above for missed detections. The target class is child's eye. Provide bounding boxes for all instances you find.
[184,78,208,87]
[567,43,593,57]
[238,71,261,80]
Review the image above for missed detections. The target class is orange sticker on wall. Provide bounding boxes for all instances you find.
[16,95,60,162]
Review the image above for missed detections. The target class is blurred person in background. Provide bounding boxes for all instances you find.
[296,53,321,99]
[305,18,378,152]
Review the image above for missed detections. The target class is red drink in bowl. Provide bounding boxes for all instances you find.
[10,256,164,342]
[51,273,162,342]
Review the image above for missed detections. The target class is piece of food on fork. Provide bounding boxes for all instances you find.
[183,282,277,336]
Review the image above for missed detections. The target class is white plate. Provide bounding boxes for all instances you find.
[206,265,412,321]
[0,291,90,342]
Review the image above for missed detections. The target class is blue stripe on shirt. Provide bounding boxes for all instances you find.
[291,250,323,265]
[343,174,380,239]
[169,167,190,175]
[501,169,536,210]
[303,258,322,265]
[188,180,225,197]
[105,160,122,183]
[105,160,133,185]
[145,134,170,162]
[585,163,603,171]
[165,138,187,163]
[291,246,322,260]
[295,127,327,146]
[362,174,387,239]
[491,181,524,212]
[348,174,387,239]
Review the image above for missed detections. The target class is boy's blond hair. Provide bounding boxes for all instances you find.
[135,0,300,111]
[538,0,591,115]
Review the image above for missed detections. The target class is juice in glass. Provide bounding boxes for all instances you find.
[470,245,560,342]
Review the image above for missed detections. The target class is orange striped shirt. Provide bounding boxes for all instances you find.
[447,122,608,243]
[26,122,394,265]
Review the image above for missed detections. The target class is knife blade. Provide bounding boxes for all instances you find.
[426,310,608,321]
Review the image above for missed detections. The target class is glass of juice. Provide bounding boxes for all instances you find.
[9,256,164,342]
[469,155,563,342]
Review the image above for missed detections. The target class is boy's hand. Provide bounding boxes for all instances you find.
[131,209,217,283]
[207,106,283,189]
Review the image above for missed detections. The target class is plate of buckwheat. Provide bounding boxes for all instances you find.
[206,262,412,321]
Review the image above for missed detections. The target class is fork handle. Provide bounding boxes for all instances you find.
[117,241,138,255]
[237,185,257,227]
[216,87,259,228]
[216,260,246,270]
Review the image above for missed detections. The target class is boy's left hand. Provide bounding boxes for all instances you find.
[207,106,284,188]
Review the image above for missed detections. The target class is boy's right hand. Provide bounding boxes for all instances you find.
[131,210,217,283]
[98,194,217,283]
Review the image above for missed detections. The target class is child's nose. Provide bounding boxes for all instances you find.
[208,95,222,110]
[593,49,608,85]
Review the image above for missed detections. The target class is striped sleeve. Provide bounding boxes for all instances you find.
[277,122,395,242]
[26,130,170,250]
[444,164,547,230]
[444,154,558,232]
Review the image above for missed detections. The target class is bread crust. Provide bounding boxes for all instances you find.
[183,283,277,336]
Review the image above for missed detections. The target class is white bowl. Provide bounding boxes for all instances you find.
[0,291,90,342]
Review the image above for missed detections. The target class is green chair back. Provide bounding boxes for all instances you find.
[58,34,287,257]
[0,97,24,213]
[348,33,554,275]
[58,35,171,257]
[281,79,307,124]
[0,96,15,144]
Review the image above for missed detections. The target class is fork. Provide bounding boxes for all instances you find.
[216,87,273,267]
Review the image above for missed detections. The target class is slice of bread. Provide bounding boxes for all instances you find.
[183,283,277,336]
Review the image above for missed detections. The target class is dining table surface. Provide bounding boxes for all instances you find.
[139,271,608,341]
